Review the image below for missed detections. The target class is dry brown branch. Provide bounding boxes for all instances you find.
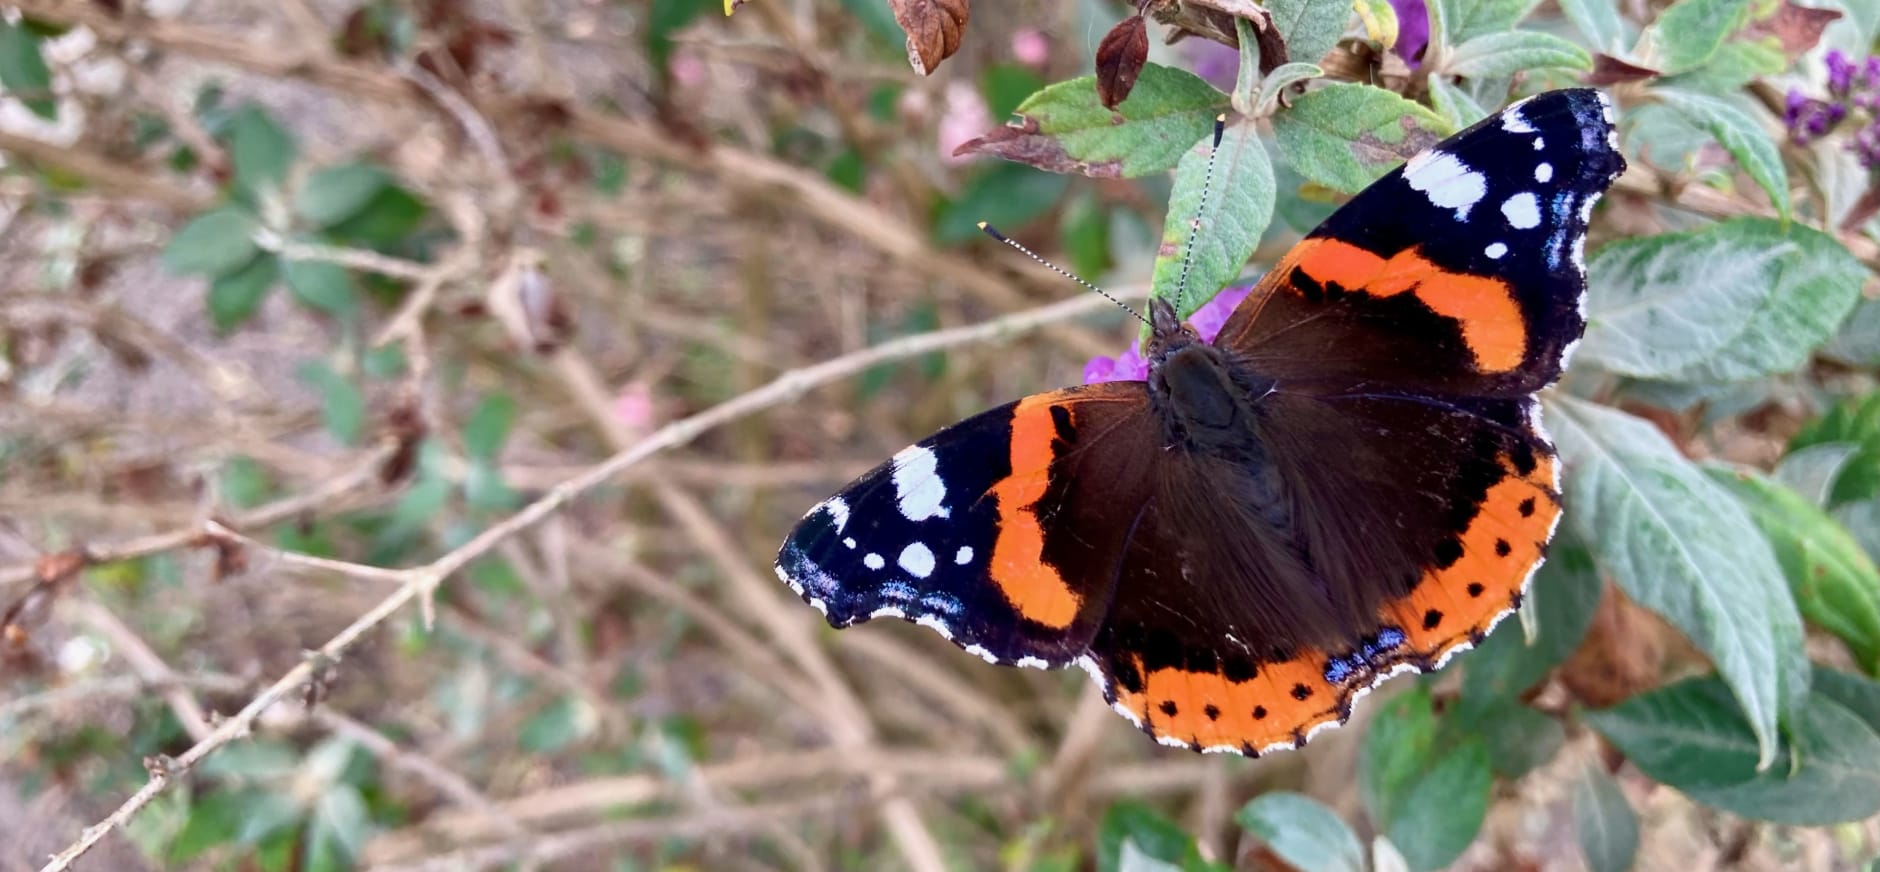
[32,286,1133,872]
[311,708,528,841]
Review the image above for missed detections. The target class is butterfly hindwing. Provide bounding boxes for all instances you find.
[776,382,1160,667]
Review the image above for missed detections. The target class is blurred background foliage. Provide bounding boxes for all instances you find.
[0,0,1878,870]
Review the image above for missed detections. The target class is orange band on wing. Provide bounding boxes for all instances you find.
[1283,238,1527,373]
[1385,452,1560,657]
[986,397,1081,629]
[1108,654,1344,752]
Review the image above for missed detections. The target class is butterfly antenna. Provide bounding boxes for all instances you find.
[1175,115,1228,304]
[978,222,1150,328]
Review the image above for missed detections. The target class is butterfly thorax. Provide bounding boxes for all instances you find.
[1145,299,1277,464]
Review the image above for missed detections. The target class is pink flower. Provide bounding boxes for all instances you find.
[1011,28,1049,68]
[937,82,993,167]
[1083,285,1255,384]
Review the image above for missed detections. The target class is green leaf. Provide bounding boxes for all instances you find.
[981,62,1046,121]
[1548,395,1806,770]
[220,456,276,509]
[167,790,250,862]
[1655,91,1790,221]
[520,697,594,753]
[1461,697,1566,778]
[1427,77,1489,128]
[1459,531,1602,703]
[1098,802,1205,872]
[1707,465,1880,674]
[1445,31,1592,78]
[1059,191,1112,280]
[1814,666,1880,729]
[464,460,519,512]
[1660,39,1786,94]
[1791,394,1880,505]
[1267,0,1350,65]
[1360,688,1492,872]
[1824,299,1880,367]
[1149,122,1274,322]
[0,21,56,120]
[1650,0,1753,73]
[1434,0,1543,48]
[463,393,516,460]
[1774,443,1860,507]
[1257,63,1324,115]
[325,184,429,247]
[225,105,297,197]
[1235,792,1365,872]
[646,0,710,70]
[206,254,280,332]
[1585,676,1880,825]
[308,785,370,867]
[296,361,365,446]
[1572,767,1638,872]
[1558,0,1628,54]
[1580,219,1864,381]
[294,163,392,228]
[1273,83,1452,194]
[1118,841,1183,872]
[282,258,357,316]
[969,63,1228,179]
[934,162,1068,244]
[164,207,261,278]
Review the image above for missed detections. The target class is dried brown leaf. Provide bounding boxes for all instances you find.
[1096,16,1150,109]
[1841,179,1880,234]
[1145,0,1287,73]
[1585,53,1659,86]
[1742,1,1843,59]
[952,119,1126,178]
[891,0,970,76]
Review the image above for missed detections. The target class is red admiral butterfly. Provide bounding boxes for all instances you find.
[777,89,1624,755]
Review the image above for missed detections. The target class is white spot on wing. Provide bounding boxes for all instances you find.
[1502,192,1542,229]
[954,546,974,565]
[891,445,949,521]
[1485,242,1508,259]
[843,537,856,549]
[1403,150,1488,220]
[916,614,953,640]
[1016,656,1049,670]
[898,542,936,578]
[1535,163,1553,183]
[871,606,906,620]
[963,644,999,664]
[1501,103,1537,134]
[1533,137,1545,150]
[863,552,885,570]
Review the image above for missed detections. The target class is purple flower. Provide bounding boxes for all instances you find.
[1785,89,1846,145]
[1856,122,1880,170]
[1186,39,1240,92]
[1083,285,1256,384]
[1828,50,1857,97]
[1390,0,1430,68]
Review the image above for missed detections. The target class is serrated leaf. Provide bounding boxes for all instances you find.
[282,258,357,316]
[1651,0,1753,72]
[956,63,1228,179]
[1548,395,1806,769]
[1268,0,1350,65]
[1273,83,1452,193]
[164,207,261,278]
[1149,122,1274,323]
[1559,0,1628,53]
[1427,77,1489,128]
[225,105,296,197]
[295,163,392,228]
[1585,676,1880,824]
[1572,766,1639,872]
[1656,90,1790,220]
[1707,465,1880,674]
[1445,31,1592,78]
[1353,0,1402,47]
[1236,792,1365,872]
[1360,688,1493,872]
[1581,218,1864,381]
[0,21,56,120]
[206,254,279,332]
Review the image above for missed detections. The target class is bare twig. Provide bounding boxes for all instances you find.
[33,288,1132,872]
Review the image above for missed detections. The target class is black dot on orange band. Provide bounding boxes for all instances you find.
[1467,582,1485,597]
[1290,683,1312,701]
[1253,706,1269,720]
[1468,628,1487,645]
[1423,609,1443,630]
[1240,742,1261,757]
[1433,538,1464,568]
[1159,700,1178,717]
[1495,538,1512,557]
[1204,704,1221,721]
[1518,497,1536,517]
